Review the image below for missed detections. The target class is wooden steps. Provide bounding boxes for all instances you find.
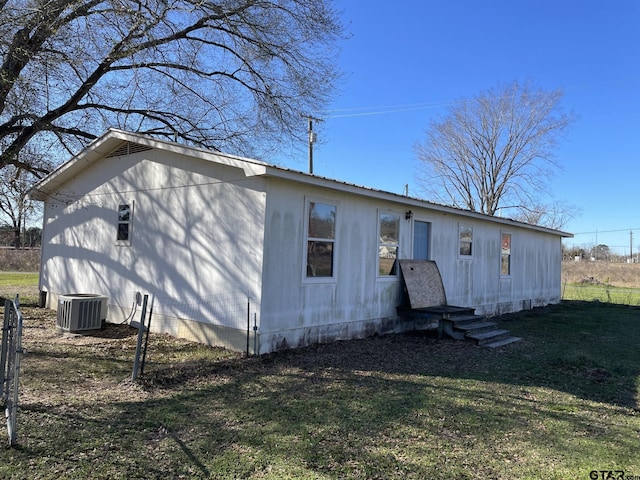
[443,311,521,347]
[397,305,521,347]
[396,260,521,347]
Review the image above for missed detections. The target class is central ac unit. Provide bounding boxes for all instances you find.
[57,294,108,333]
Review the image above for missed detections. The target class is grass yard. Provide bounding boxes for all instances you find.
[0,272,38,287]
[0,301,638,479]
[0,271,39,305]
[562,283,640,305]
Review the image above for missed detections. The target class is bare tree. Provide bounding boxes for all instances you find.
[0,0,343,174]
[0,166,41,248]
[415,80,577,225]
[0,143,51,247]
[507,200,581,230]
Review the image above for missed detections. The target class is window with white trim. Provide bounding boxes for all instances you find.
[116,203,133,245]
[378,212,400,276]
[501,232,511,276]
[459,223,473,257]
[306,201,336,277]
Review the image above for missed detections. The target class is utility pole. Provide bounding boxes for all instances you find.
[630,229,633,263]
[302,114,322,174]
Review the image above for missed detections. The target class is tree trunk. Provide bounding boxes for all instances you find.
[12,227,20,249]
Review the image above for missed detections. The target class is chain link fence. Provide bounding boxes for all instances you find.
[153,291,259,356]
[1,296,24,446]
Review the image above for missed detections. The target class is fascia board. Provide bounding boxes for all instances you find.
[264,167,573,239]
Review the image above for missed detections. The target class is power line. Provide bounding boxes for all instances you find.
[323,80,640,119]
[572,227,640,235]
[325,101,456,118]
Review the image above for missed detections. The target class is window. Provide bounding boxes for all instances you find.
[116,203,132,244]
[413,220,431,260]
[378,212,400,276]
[306,201,336,277]
[501,233,511,276]
[459,224,473,256]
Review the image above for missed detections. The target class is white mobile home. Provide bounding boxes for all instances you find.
[30,129,572,353]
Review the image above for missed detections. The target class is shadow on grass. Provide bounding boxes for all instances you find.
[15,347,639,479]
[6,301,640,478]
[140,300,640,410]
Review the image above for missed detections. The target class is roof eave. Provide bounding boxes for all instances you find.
[29,129,268,201]
[264,166,574,238]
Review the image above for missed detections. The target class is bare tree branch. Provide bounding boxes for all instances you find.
[415,80,578,227]
[0,0,343,174]
[0,144,51,246]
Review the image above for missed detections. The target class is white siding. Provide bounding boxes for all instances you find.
[258,179,562,352]
[40,148,267,346]
[259,179,411,351]
[428,216,562,315]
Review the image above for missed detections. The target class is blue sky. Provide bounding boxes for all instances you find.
[277,0,640,255]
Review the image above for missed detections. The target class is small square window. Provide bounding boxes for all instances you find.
[117,223,129,241]
[307,241,334,277]
[118,204,130,222]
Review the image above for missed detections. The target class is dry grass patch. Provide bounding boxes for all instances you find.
[562,261,640,304]
[562,261,640,288]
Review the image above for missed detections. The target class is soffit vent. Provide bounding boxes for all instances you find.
[106,141,153,158]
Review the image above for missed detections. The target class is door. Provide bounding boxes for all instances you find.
[413,221,430,260]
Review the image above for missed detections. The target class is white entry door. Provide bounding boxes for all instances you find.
[413,221,430,260]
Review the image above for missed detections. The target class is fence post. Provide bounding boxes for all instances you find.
[132,295,149,381]
[253,313,258,356]
[7,297,23,446]
[246,296,250,357]
[0,300,10,393]
[1,296,24,446]
[140,296,154,376]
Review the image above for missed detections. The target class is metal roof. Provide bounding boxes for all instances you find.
[29,128,573,238]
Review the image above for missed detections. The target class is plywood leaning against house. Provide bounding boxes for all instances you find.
[398,260,448,309]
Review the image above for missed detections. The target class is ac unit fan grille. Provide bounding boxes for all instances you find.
[56,294,108,333]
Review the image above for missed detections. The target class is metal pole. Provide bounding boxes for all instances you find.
[253,313,258,356]
[8,299,23,446]
[302,114,322,174]
[0,300,10,392]
[308,117,314,174]
[140,296,154,375]
[132,295,148,381]
[246,297,251,358]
